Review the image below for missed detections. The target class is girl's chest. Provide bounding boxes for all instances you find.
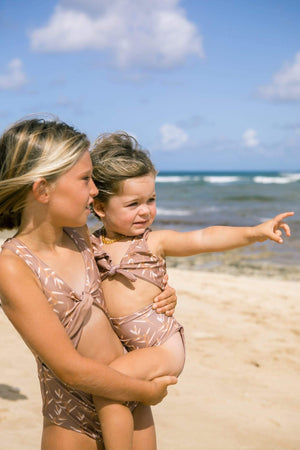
[37,248,87,298]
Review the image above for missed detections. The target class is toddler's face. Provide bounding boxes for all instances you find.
[97,174,156,238]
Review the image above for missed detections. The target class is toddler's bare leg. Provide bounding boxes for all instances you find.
[78,310,183,448]
[132,405,156,450]
[78,308,134,450]
[93,397,133,450]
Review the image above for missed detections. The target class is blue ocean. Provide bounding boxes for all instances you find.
[89,171,300,280]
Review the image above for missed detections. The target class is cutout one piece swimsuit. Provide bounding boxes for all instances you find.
[2,229,106,442]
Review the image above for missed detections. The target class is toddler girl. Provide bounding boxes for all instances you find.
[90,132,293,384]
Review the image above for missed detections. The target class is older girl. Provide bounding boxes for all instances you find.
[0,119,177,450]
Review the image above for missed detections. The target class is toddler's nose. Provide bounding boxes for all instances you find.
[139,204,150,216]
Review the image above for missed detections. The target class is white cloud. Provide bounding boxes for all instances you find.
[29,0,204,70]
[258,52,300,101]
[160,123,188,150]
[0,59,27,90]
[242,128,259,148]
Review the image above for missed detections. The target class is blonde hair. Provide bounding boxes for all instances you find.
[0,117,89,230]
[91,131,157,204]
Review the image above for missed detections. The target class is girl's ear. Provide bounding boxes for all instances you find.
[32,178,51,203]
[93,198,106,218]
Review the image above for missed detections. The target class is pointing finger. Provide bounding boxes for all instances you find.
[275,211,294,223]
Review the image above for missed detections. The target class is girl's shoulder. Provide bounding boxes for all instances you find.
[0,248,39,303]
[0,237,23,267]
[0,246,17,267]
[0,243,36,276]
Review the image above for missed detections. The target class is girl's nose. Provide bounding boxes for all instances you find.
[90,179,99,198]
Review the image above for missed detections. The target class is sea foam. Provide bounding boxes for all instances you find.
[156,175,200,183]
[254,174,300,184]
[156,208,191,216]
[203,176,241,184]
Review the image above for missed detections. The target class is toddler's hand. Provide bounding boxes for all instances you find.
[254,211,294,243]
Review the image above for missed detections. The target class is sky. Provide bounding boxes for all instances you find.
[0,0,300,171]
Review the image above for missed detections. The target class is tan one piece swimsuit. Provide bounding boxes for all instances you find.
[2,228,107,442]
[91,228,185,353]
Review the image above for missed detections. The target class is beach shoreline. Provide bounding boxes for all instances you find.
[2,224,299,281]
[1,263,299,449]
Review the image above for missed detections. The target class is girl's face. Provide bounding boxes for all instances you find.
[48,150,98,228]
[95,174,156,238]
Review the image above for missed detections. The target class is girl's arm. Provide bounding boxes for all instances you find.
[153,278,177,316]
[153,212,294,257]
[0,253,176,404]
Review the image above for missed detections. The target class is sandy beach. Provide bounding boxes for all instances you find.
[0,230,299,449]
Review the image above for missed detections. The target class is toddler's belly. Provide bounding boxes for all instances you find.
[102,277,161,317]
[111,303,185,354]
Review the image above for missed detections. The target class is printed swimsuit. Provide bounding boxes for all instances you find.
[2,228,106,442]
[91,228,185,352]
